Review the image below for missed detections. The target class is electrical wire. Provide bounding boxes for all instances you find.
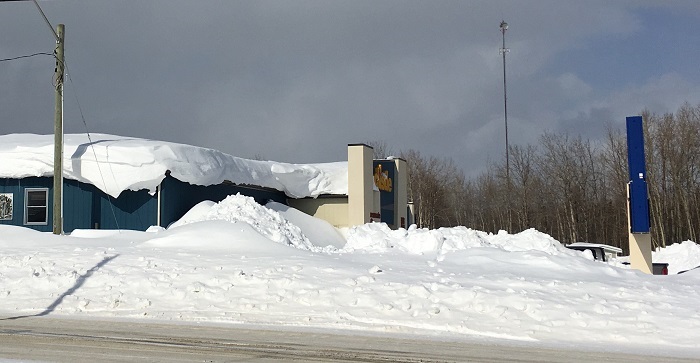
[0,51,58,89]
[64,59,122,231]
[10,0,124,231]
[32,0,58,42]
[0,52,53,63]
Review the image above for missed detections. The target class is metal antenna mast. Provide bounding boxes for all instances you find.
[499,20,510,182]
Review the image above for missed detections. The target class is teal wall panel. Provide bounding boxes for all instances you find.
[95,188,156,230]
[2,175,286,232]
[63,179,94,232]
[159,176,287,228]
[0,177,156,232]
[0,177,53,232]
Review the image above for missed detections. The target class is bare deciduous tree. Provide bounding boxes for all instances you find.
[381,103,700,251]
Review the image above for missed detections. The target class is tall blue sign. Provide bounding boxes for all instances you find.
[626,116,650,233]
[373,160,395,225]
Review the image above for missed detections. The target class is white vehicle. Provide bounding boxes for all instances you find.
[566,242,669,275]
[566,242,622,262]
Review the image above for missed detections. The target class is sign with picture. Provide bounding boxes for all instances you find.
[0,193,13,220]
[373,160,395,225]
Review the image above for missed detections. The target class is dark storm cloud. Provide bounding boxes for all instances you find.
[2,1,700,177]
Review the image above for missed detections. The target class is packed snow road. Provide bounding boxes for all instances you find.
[0,316,695,363]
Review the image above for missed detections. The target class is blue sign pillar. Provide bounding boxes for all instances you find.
[626,115,652,274]
[626,116,650,233]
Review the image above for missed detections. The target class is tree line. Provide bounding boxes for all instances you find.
[384,102,700,253]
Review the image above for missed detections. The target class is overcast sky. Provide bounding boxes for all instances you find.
[2,1,700,177]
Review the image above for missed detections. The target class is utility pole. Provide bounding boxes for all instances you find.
[499,20,510,182]
[52,24,64,235]
[499,20,512,231]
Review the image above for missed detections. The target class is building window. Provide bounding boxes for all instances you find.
[0,193,13,220]
[24,188,48,225]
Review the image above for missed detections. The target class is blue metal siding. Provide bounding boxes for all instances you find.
[0,177,157,232]
[95,188,157,230]
[2,175,286,232]
[159,176,287,228]
[63,178,94,232]
[0,177,53,232]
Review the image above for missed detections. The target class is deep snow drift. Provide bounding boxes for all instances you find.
[0,133,348,198]
[1,194,700,358]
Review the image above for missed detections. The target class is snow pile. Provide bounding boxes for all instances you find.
[343,224,573,256]
[0,133,348,198]
[266,201,347,250]
[167,200,217,228]
[485,228,570,254]
[168,194,316,251]
[343,223,495,254]
[653,241,700,274]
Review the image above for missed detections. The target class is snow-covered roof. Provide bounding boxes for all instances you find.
[0,133,348,198]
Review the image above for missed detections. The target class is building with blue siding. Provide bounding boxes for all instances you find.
[0,133,344,233]
[0,174,286,233]
[0,134,410,234]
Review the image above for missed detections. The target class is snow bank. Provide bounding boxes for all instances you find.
[3,215,700,357]
[168,194,316,251]
[0,133,348,198]
[4,189,700,357]
[145,220,304,253]
[343,224,574,256]
[653,241,700,274]
[266,201,347,250]
[167,200,217,228]
[170,200,574,257]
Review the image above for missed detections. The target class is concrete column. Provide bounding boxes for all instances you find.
[629,233,652,274]
[627,184,652,274]
[393,158,408,228]
[348,144,373,226]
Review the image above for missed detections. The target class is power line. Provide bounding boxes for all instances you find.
[32,0,58,42]
[63,60,122,231]
[0,52,53,63]
[0,1,57,40]
[9,0,123,231]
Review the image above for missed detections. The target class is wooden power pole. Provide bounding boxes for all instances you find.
[53,24,65,235]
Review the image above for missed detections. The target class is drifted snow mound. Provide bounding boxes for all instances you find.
[168,200,217,228]
[487,228,569,254]
[343,223,570,255]
[266,202,347,250]
[169,194,315,250]
[342,224,489,254]
[653,241,700,274]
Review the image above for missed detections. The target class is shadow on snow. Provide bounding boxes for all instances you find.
[1,254,120,320]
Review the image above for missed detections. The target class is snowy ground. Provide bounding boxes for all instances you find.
[2,194,700,358]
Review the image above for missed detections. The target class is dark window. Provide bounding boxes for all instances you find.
[25,189,48,225]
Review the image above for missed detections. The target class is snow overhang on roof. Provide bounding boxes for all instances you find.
[0,133,348,199]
